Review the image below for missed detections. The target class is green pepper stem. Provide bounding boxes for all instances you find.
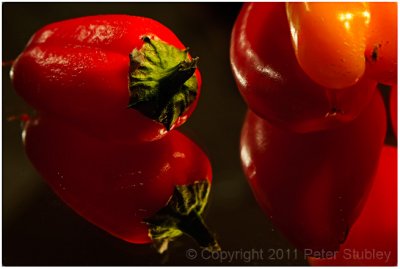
[128,36,199,130]
[177,210,220,251]
[144,181,220,253]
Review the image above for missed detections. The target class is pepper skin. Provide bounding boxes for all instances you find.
[12,15,201,143]
[22,114,218,252]
[230,2,377,133]
[286,2,370,89]
[240,91,386,254]
[364,2,397,86]
[287,2,397,88]
[308,146,397,266]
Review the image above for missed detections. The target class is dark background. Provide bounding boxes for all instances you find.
[2,2,395,266]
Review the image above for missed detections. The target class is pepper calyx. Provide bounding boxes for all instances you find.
[144,180,220,254]
[128,36,198,130]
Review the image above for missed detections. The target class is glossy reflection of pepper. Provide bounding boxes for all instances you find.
[22,115,219,253]
[240,91,386,254]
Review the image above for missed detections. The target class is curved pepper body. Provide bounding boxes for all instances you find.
[22,114,212,245]
[309,146,397,266]
[286,2,397,88]
[286,2,370,89]
[240,92,386,253]
[230,3,376,133]
[12,15,201,143]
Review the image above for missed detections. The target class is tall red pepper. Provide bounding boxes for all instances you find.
[240,92,386,253]
[12,15,201,143]
[23,114,218,252]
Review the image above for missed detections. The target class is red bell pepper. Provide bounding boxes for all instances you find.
[22,114,218,253]
[308,146,397,266]
[12,15,201,143]
[240,91,386,253]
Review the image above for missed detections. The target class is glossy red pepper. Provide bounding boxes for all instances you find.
[230,2,377,133]
[22,114,218,252]
[12,15,201,143]
[308,146,397,266]
[240,91,386,253]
